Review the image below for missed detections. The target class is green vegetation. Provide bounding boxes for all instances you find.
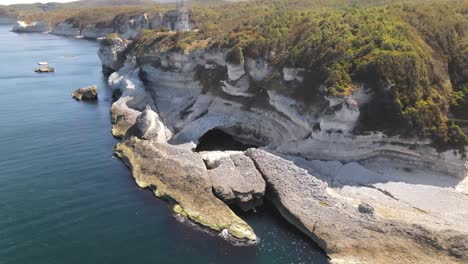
[6,0,466,150]
[132,0,468,150]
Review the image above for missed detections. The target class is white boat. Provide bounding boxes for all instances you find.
[38,62,48,65]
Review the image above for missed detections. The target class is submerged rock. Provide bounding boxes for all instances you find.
[205,152,265,212]
[71,85,98,101]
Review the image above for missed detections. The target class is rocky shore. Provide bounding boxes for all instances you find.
[97,32,468,264]
[14,8,466,262]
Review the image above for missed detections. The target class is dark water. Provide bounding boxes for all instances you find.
[0,26,327,264]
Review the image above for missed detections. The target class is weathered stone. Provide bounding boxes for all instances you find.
[125,106,168,142]
[12,20,50,32]
[107,63,152,138]
[245,148,467,264]
[114,137,257,243]
[206,153,265,212]
[98,34,128,73]
[71,85,98,101]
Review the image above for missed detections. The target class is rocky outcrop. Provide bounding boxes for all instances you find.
[107,61,152,137]
[202,152,265,211]
[246,148,468,263]
[125,105,170,141]
[114,109,257,243]
[99,29,468,263]
[12,21,50,33]
[98,34,128,73]
[71,85,98,101]
[51,22,80,37]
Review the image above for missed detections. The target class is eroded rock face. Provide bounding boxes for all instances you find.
[114,137,257,243]
[245,148,468,264]
[71,85,98,101]
[51,22,80,37]
[98,35,128,73]
[125,105,170,141]
[108,62,151,137]
[99,34,468,262]
[204,152,265,212]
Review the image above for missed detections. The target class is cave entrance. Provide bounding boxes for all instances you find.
[195,129,258,152]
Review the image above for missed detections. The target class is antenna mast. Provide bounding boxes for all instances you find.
[175,0,190,32]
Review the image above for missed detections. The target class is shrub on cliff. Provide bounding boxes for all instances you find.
[121,0,468,150]
[226,45,244,65]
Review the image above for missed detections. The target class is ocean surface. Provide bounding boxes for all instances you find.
[0,25,327,264]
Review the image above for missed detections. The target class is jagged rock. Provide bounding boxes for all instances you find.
[206,153,265,212]
[108,63,152,137]
[99,34,468,261]
[71,85,98,101]
[98,34,128,73]
[245,148,466,264]
[114,137,257,243]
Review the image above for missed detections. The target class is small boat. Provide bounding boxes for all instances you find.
[38,62,48,65]
[35,67,54,73]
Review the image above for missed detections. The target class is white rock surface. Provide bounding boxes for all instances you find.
[320,96,360,133]
[227,63,245,81]
[283,67,304,82]
[245,58,270,81]
[98,35,128,72]
[51,22,80,37]
[100,43,468,262]
[12,21,50,33]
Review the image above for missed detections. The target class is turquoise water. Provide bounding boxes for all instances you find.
[0,26,327,264]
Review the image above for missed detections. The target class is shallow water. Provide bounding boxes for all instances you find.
[0,26,327,264]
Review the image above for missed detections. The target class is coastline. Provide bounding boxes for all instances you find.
[8,11,468,263]
[100,35,468,263]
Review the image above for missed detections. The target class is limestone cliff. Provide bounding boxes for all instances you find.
[99,30,468,263]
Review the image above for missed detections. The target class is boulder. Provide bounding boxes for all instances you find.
[205,153,265,211]
[71,85,98,101]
